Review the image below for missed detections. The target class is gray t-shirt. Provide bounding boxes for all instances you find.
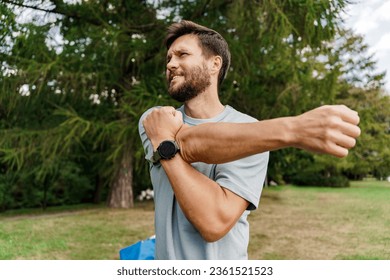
[138,105,269,259]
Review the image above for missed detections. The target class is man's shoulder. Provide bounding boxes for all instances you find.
[224,105,258,123]
[138,106,162,135]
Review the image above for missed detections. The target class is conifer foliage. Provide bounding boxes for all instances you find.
[0,0,388,210]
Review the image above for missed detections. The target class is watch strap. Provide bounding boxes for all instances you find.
[152,150,162,163]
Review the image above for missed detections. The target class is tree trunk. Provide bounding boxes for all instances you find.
[93,174,103,204]
[107,151,134,208]
[41,176,49,210]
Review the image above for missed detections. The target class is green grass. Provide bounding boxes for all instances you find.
[0,180,389,260]
[248,180,390,260]
[0,202,155,260]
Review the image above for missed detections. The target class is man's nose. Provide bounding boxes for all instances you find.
[166,57,178,71]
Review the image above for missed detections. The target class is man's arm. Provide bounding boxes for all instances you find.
[146,105,360,164]
[159,154,251,242]
[141,104,360,242]
[141,107,255,242]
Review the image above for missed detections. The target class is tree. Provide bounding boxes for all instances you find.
[323,29,389,181]
[1,0,169,208]
[1,0,388,210]
[280,29,390,185]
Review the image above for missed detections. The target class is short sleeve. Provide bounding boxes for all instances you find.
[138,107,160,164]
[214,151,269,210]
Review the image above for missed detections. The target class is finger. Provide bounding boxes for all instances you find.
[327,142,349,158]
[328,123,358,150]
[336,105,360,125]
[335,134,357,149]
[339,121,361,138]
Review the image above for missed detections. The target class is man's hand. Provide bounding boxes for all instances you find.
[290,105,361,157]
[142,106,183,149]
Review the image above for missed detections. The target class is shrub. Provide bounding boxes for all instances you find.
[290,171,350,187]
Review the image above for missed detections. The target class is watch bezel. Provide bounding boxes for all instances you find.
[152,140,179,163]
[158,140,178,159]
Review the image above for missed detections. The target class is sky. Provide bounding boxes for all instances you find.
[344,0,390,92]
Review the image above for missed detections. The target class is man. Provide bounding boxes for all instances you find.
[139,21,360,260]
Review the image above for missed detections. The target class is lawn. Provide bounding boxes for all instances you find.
[0,180,389,260]
[249,180,390,260]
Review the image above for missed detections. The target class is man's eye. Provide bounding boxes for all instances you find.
[180,53,188,57]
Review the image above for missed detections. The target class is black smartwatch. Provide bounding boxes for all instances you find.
[152,140,180,163]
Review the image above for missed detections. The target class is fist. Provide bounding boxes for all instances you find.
[292,105,361,157]
[142,106,183,149]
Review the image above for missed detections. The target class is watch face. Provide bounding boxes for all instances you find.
[159,141,177,159]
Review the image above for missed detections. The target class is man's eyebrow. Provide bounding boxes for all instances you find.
[167,48,190,59]
[176,48,190,54]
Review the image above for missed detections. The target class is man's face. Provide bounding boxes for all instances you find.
[166,34,211,102]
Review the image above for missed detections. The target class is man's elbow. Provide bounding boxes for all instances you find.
[198,222,231,243]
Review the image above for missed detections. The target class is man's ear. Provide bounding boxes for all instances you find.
[210,55,222,75]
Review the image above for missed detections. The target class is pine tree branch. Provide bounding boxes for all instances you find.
[2,0,160,32]
[1,0,61,15]
[188,0,233,22]
[1,0,103,26]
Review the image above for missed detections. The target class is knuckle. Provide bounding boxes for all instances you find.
[151,108,160,115]
[323,140,332,151]
[328,106,338,114]
[326,115,340,128]
[163,106,173,110]
[323,127,333,140]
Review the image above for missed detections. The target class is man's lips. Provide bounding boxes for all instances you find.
[169,75,183,83]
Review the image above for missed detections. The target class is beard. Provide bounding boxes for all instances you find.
[168,64,211,103]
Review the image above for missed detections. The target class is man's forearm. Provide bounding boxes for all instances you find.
[176,105,361,163]
[176,118,292,164]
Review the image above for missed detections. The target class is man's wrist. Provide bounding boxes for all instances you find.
[151,137,175,150]
[276,116,297,148]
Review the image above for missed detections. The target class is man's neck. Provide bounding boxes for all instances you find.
[183,88,225,119]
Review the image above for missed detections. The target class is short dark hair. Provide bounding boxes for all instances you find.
[165,20,231,87]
